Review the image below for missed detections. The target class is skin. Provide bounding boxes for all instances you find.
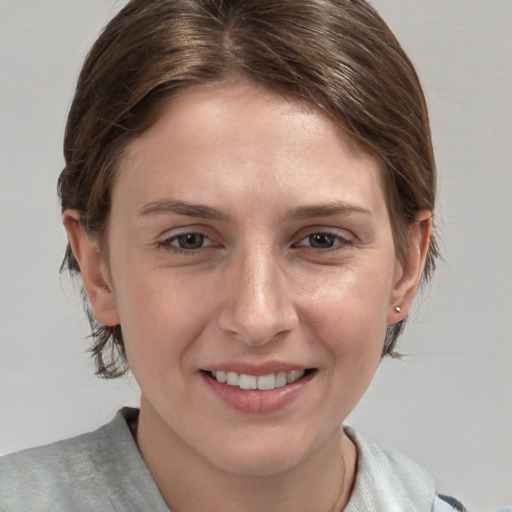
[64,80,430,512]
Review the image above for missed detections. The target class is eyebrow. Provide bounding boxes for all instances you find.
[286,203,372,219]
[138,199,372,221]
[138,199,230,220]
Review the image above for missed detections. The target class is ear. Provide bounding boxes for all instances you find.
[62,210,120,327]
[387,211,432,324]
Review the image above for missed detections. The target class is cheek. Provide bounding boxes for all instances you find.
[298,263,393,358]
[112,267,215,373]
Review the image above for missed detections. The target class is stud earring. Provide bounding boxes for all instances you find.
[394,306,401,313]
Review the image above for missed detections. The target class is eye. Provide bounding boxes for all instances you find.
[306,232,337,248]
[174,233,206,250]
[295,231,350,250]
[159,232,214,251]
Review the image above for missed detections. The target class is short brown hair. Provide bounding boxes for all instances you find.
[59,0,438,378]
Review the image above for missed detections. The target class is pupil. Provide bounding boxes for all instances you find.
[310,233,334,248]
[178,233,203,249]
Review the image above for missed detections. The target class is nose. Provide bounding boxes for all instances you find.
[218,246,298,346]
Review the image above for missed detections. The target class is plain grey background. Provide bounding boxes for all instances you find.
[0,1,511,510]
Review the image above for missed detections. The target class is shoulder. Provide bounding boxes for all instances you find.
[1,418,113,479]
[344,427,468,512]
[0,408,167,512]
[0,409,126,511]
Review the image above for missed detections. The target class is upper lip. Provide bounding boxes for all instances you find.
[202,361,311,376]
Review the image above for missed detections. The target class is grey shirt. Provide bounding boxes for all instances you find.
[0,408,463,511]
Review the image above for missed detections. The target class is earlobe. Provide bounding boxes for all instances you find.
[62,210,120,327]
[387,211,432,324]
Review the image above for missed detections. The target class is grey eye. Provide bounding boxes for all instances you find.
[174,233,205,250]
[308,233,337,248]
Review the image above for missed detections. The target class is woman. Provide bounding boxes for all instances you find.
[0,0,467,510]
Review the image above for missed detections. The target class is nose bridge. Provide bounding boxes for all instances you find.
[242,246,276,313]
[219,242,296,344]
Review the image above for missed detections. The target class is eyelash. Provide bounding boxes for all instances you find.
[157,232,215,254]
[157,230,352,255]
[294,231,352,252]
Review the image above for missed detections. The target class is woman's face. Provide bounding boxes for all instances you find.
[94,81,414,475]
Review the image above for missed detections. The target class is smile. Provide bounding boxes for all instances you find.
[208,370,306,391]
[202,368,316,413]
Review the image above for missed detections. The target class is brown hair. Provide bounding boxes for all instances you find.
[59,0,438,378]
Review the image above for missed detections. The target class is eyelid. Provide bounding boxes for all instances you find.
[157,227,219,251]
[297,234,345,249]
[171,234,214,248]
[295,227,353,245]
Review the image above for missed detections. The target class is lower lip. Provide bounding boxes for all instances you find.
[202,371,315,414]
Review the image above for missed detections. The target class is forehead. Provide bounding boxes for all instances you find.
[113,81,387,220]
[136,80,368,158]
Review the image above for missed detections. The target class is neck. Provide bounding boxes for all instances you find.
[135,398,357,512]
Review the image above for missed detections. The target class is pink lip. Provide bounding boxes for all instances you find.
[201,369,315,414]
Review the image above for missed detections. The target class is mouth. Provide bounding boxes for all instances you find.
[203,369,315,391]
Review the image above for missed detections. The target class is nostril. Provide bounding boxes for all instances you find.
[217,303,298,347]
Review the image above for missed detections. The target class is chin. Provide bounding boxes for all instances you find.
[214,450,304,477]
[203,429,322,477]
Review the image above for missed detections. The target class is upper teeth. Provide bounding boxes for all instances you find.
[211,370,305,390]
